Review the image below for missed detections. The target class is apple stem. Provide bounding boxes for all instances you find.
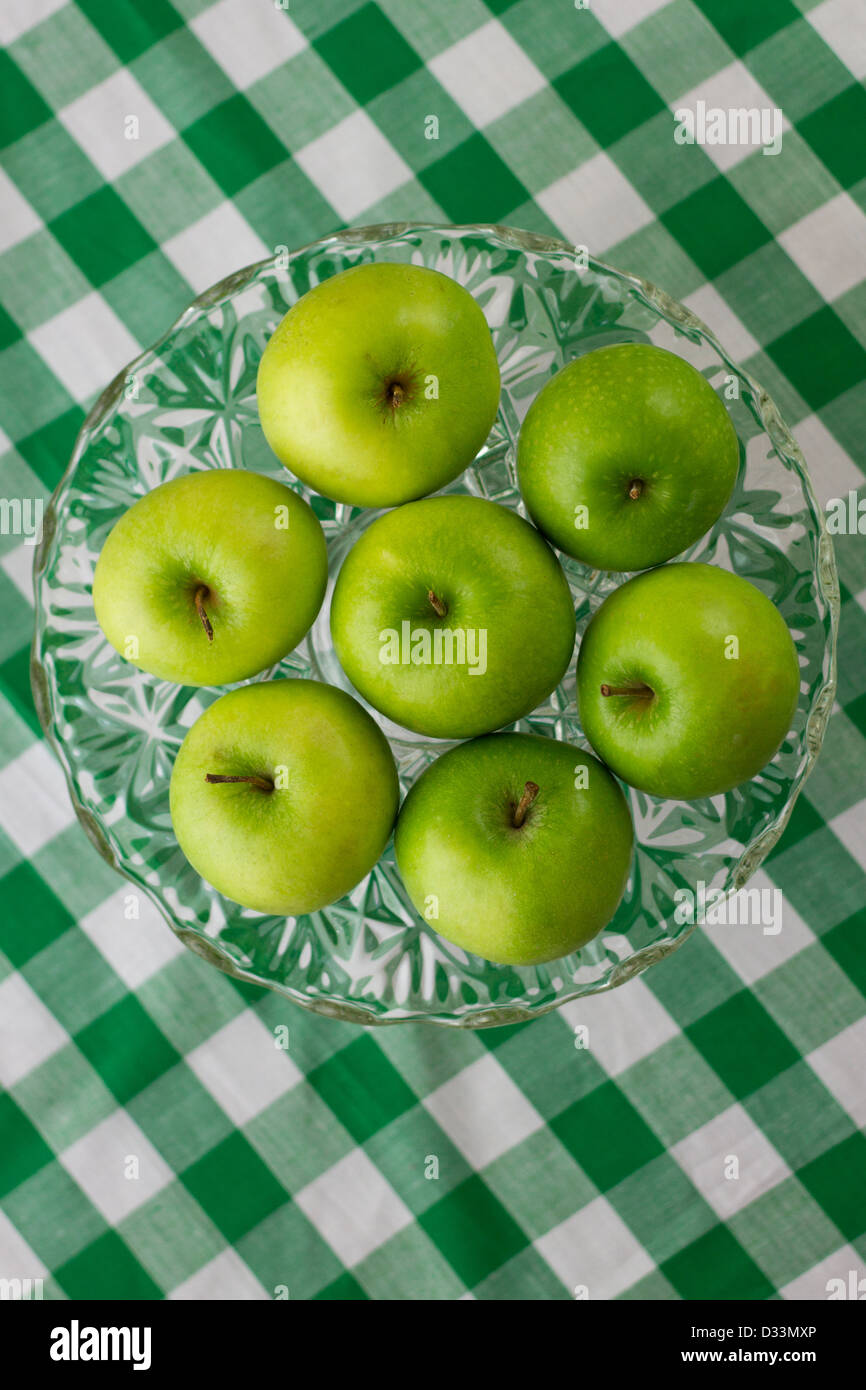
[628,479,643,500]
[195,586,214,643]
[387,381,405,408]
[205,773,274,792]
[600,683,653,698]
[512,781,540,828]
[427,589,448,619]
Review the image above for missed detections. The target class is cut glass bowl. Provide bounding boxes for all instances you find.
[31,223,839,1027]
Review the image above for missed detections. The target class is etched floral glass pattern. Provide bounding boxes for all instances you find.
[31,224,839,1027]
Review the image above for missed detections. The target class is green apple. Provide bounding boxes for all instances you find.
[577,562,800,799]
[517,343,739,571]
[394,732,633,965]
[256,263,500,507]
[330,495,576,739]
[170,679,399,915]
[93,469,327,686]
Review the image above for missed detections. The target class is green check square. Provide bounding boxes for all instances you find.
[820,382,866,488]
[23,930,126,1035]
[798,1133,866,1242]
[236,1202,343,1299]
[29,825,119,920]
[717,234,828,346]
[380,0,491,64]
[127,1062,234,1171]
[11,1044,116,1154]
[356,1224,467,1299]
[799,85,866,189]
[245,1085,354,1195]
[8,6,118,112]
[234,161,337,256]
[50,186,158,288]
[360,175,444,225]
[728,132,840,237]
[308,1035,417,1143]
[368,68,475,173]
[114,141,223,243]
[483,1129,597,1239]
[2,1161,106,1269]
[753,946,865,1055]
[492,1013,608,1117]
[694,0,800,54]
[609,1153,718,1264]
[76,995,182,1104]
[1,648,40,735]
[661,1222,775,1298]
[609,113,718,216]
[419,132,528,222]
[685,989,800,1098]
[181,1131,288,1244]
[554,42,667,149]
[137,951,246,1053]
[823,907,866,1000]
[836,281,866,353]
[620,0,734,102]
[314,1271,368,1299]
[0,585,34,667]
[101,249,190,346]
[618,1034,735,1148]
[502,1,609,82]
[0,122,102,222]
[371,1018,484,1095]
[0,303,21,353]
[183,94,287,198]
[745,1062,856,1169]
[0,51,52,148]
[646,930,744,1028]
[118,1181,226,1292]
[662,177,773,280]
[747,18,854,121]
[289,0,371,43]
[0,1093,54,1199]
[486,89,598,194]
[363,1105,473,1214]
[131,25,235,131]
[76,0,185,64]
[768,306,866,412]
[420,1175,528,1288]
[728,1177,848,1288]
[247,49,355,153]
[793,708,866,820]
[0,232,90,334]
[56,1229,162,1300]
[475,1245,568,1300]
[551,1083,665,1190]
[315,2,423,106]
[617,1270,679,1300]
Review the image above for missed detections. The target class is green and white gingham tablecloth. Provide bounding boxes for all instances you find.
[1,0,865,1302]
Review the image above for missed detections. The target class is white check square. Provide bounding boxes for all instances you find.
[794,414,864,509]
[58,69,175,182]
[294,1149,412,1267]
[29,293,140,403]
[0,973,68,1088]
[670,62,788,172]
[536,1197,655,1299]
[80,888,184,991]
[191,0,307,90]
[60,1110,174,1224]
[778,194,866,303]
[591,0,674,39]
[807,1019,866,1129]
[429,20,546,129]
[0,740,77,857]
[186,1011,302,1127]
[0,169,42,257]
[536,152,654,253]
[169,1249,270,1300]
[423,1054,544,1170]
[162,202,270,294]
[808,0,866,81]
[559,977,679,1076]
[294,110,412,222]
[672,1103,791,1220]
